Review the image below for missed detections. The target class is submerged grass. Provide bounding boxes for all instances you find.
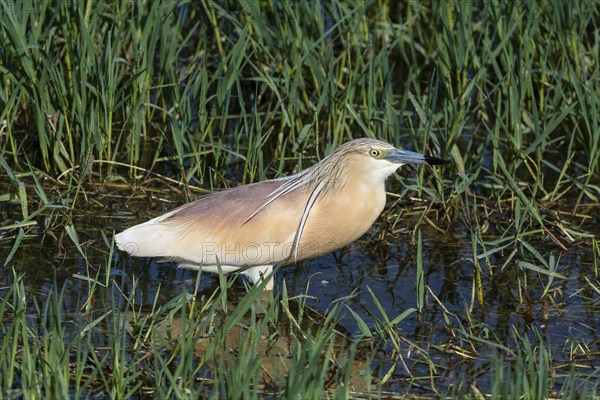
[1,0,600,397]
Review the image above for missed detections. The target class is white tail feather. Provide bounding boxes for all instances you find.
[115,217,178,258]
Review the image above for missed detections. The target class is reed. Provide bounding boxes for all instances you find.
[1,0,599,397]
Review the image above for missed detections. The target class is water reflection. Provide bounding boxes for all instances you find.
[1,200,599,394]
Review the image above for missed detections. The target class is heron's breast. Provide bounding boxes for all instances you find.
[297,181,387,259]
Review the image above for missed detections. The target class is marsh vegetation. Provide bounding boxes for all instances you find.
[1,1,599,398]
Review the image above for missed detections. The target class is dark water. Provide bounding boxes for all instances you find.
[1,175,599,395]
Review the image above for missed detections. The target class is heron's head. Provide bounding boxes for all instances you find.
[329,138,447,182]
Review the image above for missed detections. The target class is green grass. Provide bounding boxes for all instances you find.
[1,0,600,397]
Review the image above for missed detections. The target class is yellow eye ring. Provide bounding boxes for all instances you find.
[369,149,380,157]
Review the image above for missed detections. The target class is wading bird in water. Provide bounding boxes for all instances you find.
[115,138,447,290]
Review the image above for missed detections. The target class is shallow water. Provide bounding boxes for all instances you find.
[1,175,599,394]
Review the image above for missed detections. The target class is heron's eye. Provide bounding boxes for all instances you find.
[369,149,380,158]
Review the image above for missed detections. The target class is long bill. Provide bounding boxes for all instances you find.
[384,149,449,166]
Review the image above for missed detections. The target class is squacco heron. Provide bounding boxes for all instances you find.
[115,138,446,290]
